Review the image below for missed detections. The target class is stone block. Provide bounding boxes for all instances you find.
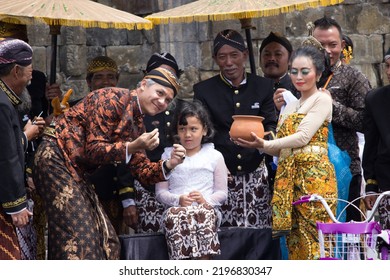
[355,4,390,34]
[252,15,286,39]
[178,65,199,99]
[32,47,47,73]
[86,28,128,46]
[28,25,51,46]
[60,27,86,45]
[285,9,324,37]
[126,29,144,45]
[63,79,89,103]
[198,22,211,42]
[211,20,241,35]
[117,72,144,90]
[385,34,390,55]
[142,29,157,45]
[350,34,383,64]
[182,42,200,69]
[86,47,107,61]
[59,45,88,76]
[199,41,213,70]
[107,45,148,73]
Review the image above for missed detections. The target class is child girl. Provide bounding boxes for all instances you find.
[156,100,228,260]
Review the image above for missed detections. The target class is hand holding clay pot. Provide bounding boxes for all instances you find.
[229,115,265,141]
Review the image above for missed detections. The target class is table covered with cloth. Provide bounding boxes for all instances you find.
[120,227,280,260]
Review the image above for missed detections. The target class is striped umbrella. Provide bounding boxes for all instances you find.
[146,0,345,74]
[0,0,152,83]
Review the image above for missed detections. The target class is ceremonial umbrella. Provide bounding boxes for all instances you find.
[146,0,344,74]
[0,0,153,83]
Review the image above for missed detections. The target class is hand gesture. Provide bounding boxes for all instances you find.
[167,144,186,169]
[179,194,194,207]
[273,88,287,111]
[24,118,45,141]
[11,208,32,227]
[122,205,138,229]
[234,132,265,149]
[133,128,160,151]
[363,193,378,210]
[189,190,206,204]
[45,83,62,101]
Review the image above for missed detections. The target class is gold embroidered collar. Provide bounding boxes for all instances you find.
[0,78,22,106]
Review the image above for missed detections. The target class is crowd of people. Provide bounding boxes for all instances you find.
[0,15,389,260]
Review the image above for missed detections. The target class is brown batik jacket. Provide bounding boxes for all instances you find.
[327,63,371,176]
[55,87,165,186]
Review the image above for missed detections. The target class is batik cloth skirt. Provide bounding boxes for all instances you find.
[134,180,164,233]
[220,160,272,229]
[16,198,37,260]
[99,198,130,235]
[378,194,390,230]
[32,136,120,260]
[161,203,220,260]
[272,113,338,260]
[0,208,21,260]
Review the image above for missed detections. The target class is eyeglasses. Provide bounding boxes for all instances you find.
[289,68,312,76]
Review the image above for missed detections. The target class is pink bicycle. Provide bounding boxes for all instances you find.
[293,191,390,260]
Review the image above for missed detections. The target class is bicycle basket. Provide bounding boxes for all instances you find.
[317,221,381,260]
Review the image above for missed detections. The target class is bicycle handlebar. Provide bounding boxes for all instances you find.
[293,190,390,223]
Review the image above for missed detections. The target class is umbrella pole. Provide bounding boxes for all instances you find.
[240,19,256,74]
[49,25,61,85]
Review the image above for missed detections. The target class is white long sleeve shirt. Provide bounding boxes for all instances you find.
[156,143,228,207]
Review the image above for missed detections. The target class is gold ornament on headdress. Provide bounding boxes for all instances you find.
[301,22,324,51]
[342,46,353,64]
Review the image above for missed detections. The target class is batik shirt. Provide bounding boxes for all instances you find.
[55,87,165,185]
[327,63,371,175]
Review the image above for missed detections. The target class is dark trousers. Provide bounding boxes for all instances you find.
[346,174,362,222]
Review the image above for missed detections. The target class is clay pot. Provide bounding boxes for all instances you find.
[229,115,265,141]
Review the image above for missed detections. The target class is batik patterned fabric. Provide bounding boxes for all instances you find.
[32,88,167,259]
[0,208,21,260]
[16,220,37,260]
[30,191,47,260]
[134,180,164,233]
[272,113,338,260]
[220,161,272,229]
[162,203,220,260]
[328,63,370,176]
[99,199,130,235]
[33,137,120,260]
[378,195,390,230]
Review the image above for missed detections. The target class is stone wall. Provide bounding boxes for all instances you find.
[27,0,390,102]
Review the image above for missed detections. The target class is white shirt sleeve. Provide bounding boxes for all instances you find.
[155,180,181,207]
[263,93,332,155]
[205,155,228,206]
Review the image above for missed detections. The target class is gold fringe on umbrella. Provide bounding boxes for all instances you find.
[1,16,152,30]
[0,0,153,31]
[146,0,345,25]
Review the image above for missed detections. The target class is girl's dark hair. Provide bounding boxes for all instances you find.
[290,45,326,75]
[170,99,215,144]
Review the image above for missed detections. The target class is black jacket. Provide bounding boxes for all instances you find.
[194,73,277,175]
[363,85,390,192]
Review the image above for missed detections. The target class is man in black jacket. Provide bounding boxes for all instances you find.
[0,38,34,259]
[362,47,390,229]
[193,29,278,259]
